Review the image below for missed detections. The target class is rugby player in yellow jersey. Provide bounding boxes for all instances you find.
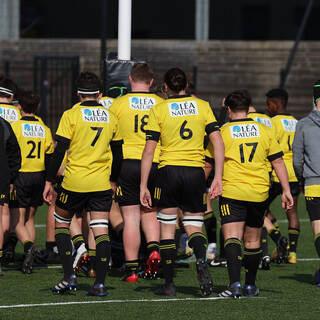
[43,72,123,296]
[109,63,163,281]
[293,80,320,287]
[215,90,293,298]
[11,91,54,274]
[265,88,300,264]
[140,68,224,296]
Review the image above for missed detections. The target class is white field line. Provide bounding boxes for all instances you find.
[0,296,265,310]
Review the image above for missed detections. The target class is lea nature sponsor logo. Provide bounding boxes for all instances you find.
[254,117,272,128]
[99,98,113,109]
[0,107,19,122]
[281,118,297,132]
[81,108,110,123]
[230,123,260,139]
[22,123,45,138]
[168,100,198,117]
[129,96,156,111]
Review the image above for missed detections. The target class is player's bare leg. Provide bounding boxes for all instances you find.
[25,206,37,243]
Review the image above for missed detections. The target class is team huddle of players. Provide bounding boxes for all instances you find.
[0,63,319,298]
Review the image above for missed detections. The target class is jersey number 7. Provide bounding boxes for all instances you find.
[90,127,103,146]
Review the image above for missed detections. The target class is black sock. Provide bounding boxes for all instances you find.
[146,241,160,257]
[159,239,176,285]
[174,227,183,249]
[125,259,139,274]
[204,211,217,244]
[55,227,73,281]
[260,227,268,256]
[23,241,33,254]
[95,234,110,285]
[219,229,225,257]
[88,249,96,270]
[72,234,85,251]
[6,233,18,251]
[288,228,300,253]
[243,247,262,286]
[269,228,282,245]
[46,241,57,251]
[188,232,207,260]
[224,238,242,284]
[314,233,320,259]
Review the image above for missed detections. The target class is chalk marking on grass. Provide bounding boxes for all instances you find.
[0,297,266,309]
[35,224,46,228]
[277,219,309,223]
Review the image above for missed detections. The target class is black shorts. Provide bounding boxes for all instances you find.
[1,188,19,208]
[154,165,206,213]
[14,171,45,208]
[268,182,300,205]
[219,196,268,228]
[56,187,113,213]
[116,159,158,207]
[305,197,320,222]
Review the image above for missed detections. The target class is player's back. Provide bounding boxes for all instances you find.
[56,101,121,193]
[271,114,297,182]
[109,92,163,161]
[148,95,218,168]
[221,118,282,202]
[0,102,20,123]
[11,116,53,172]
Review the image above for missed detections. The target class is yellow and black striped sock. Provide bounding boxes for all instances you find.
[244,247,262,286]
[95,234,110,285]
[88,249,96,270]
[224,238,242,284]
[55,227,73,281]
[268,228,282,245]
[288,228,300,253]
[188,232,207,260]
[125,259,139,273]
[271,218,280,230]
[0,249,3,263]
[72,234,85,251]
[160,239,176,285]
[146,241,160,256]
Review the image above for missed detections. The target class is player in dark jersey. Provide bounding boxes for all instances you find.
[43,72,123,296]
[0,116,21,274]
[140,68,224,296]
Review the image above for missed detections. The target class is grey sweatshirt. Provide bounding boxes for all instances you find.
[293,110,320,186]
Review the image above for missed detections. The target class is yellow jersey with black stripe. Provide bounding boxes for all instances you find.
[146,95,219,168]
[305,185,320,197]
[0,103,20,123]
[271,114,298,183]
[11,116,54,172]
[109,92,163,161]
[56,100,122,192]
[221,118,283,202]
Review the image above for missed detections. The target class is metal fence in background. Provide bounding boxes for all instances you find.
[2,56,80,133]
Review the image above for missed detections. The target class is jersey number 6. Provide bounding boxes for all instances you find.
[180,120,193,140]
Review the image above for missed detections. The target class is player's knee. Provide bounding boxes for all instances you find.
[53,211,72,224]
[157,212,177,225]
[182,215,204,228]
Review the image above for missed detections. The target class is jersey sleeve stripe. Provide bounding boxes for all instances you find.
[146,130,160,142]
[55,134,71,145]
[268,151,284,162]
[110,139,124,147]
[205,122,220,135]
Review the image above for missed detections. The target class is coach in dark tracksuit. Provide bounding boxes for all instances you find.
[0,116,21,273]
